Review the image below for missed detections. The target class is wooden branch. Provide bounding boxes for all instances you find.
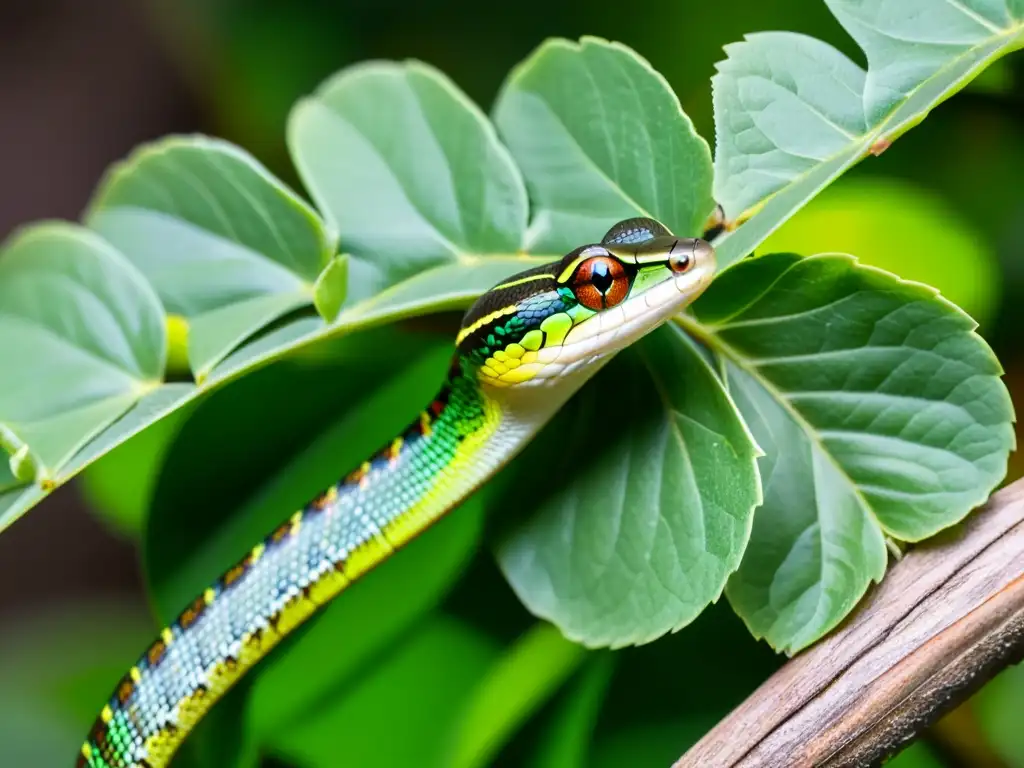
[676,477,1024,768]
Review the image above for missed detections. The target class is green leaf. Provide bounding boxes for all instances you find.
[711,2,1024,269]
[496,325,761,648]
[0,222,166,483]
[830,0,1024,125]
[87,135,338,378]
[288,59,528,297]
[685,252,1016,653]
[449,622,588,768]
[312,253,349,322]
[269,616,500,768]
[493,36,715,254]
[142,327,484,744]
[529,655,615,768]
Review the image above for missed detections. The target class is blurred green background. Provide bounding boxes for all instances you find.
[0,0,1021,766]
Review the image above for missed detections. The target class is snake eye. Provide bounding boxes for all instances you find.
[572,256,629,310]
[669,242,694,273]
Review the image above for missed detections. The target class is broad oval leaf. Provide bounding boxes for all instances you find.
[87,135,339,378]
[712,2,1024,268]
[493,36,715,254]
[143,326,484,746]
[269,616,500,768]
[713,31,869,223]
[0,222,166,486]
[496,325,761,648]
[828,0,1024,126]
[288,59,529,297]
[686,252,1016,653]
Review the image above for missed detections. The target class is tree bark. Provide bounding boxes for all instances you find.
[676,478,1024,768]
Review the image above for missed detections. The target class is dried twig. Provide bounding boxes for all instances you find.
[676,478,1024,768]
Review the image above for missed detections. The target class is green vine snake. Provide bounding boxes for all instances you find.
[78,216,717,767]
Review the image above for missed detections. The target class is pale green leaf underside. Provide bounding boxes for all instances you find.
[87,135,338,376]
[719,359,888,654]
[687,252,1016,652]
[288,59,529,294]
[0,223,166,480]
[494,36,715,254]
[712,0,1024,269]
[497,324,761,649]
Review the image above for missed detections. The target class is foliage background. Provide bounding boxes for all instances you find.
[0,0,1021,766]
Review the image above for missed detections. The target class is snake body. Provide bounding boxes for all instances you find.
[78,218,716,768]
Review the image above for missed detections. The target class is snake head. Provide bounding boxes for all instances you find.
[456,218,716,392]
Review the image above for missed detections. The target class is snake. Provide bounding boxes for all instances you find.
[78,216,717,768]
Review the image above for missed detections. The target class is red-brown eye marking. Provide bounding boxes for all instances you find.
[572,256,629,310]
[668,240,695,273]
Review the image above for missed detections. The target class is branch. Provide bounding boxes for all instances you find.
[676,477,1024,768]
